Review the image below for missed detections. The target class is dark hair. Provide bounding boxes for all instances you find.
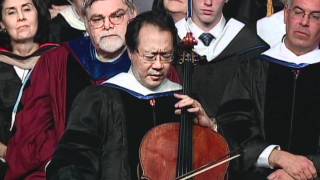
[0,0,50,49]
[152,0,166,13]
[125,11,177,53]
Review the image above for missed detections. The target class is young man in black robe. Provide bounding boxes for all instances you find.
[175,0,269,119]
[217,0,320,179]
[47,11,216,180]
[4,0,138,179]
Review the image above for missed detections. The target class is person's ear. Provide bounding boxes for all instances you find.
[128,50,134,60]
[0,22,4,30]
[128,6,138,21]
[0,22,6,33]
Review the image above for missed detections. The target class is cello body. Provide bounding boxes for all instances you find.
[139,123,229,180]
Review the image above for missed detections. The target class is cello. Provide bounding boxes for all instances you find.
[139,1,236,179]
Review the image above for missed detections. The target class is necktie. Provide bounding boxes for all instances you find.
[199,33,215,46]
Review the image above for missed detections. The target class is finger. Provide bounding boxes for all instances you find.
[299,159,316,180]
[175,109,181,115]
[174,93,187,99]
[294,170,306,180]
[302,166,315,180]
[186,107,200,113]
[175,95,191,104]
[307,162,317,179]
[174,94,194,103]
[302,166,316,180]
[301,170,312,180]
[175,98,194,108]
[285,168,302,180]
[267,172,277,180]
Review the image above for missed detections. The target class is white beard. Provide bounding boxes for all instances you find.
[99,36,125,53]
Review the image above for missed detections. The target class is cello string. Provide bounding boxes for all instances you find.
[178,56,187,176]
[183,60,189,174]
[186,61,192,173]
[184,0,193,172]
[179,0,197,172]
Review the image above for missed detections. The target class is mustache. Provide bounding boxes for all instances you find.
[100,33,121,39]
[148,70,163,76]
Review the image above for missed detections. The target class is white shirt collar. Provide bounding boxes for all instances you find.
[263,41,320,64]
[189,16,226,43]
[104,68,182,96]
[257,10,286,47]
[59,6,86,31]
[175,16,226,42]
[176,17,244,61]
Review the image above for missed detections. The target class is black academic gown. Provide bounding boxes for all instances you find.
[47,73,182,180]
[216,48,320,179]
[223,0,284,25]
[49,14,86,43]
[187,21,269,117]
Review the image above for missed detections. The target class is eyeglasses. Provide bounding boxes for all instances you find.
[89,9,128,29]
[135,49,174,63]
[288,7,320,23]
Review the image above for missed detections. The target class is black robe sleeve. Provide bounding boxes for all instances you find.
[47,85,130,180]
[216,58,270,173]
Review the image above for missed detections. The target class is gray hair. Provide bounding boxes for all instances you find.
[284,0,293,7]
[81,0,135,17]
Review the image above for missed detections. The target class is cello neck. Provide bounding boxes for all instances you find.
[177,30,199,176]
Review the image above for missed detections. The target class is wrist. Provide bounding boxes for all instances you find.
[269,149,285,168]
[209,117,217,132]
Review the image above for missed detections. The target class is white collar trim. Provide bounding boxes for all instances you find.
[176,18,245,61]
[59,6,86,31]
[262,42,320,64]
[104,68,182,96]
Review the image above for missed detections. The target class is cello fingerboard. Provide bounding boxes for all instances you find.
[177,55,194,177]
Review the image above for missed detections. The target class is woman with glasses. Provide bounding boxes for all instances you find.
[0,0,58,178]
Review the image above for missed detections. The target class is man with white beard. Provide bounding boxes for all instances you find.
[4,0,139,179]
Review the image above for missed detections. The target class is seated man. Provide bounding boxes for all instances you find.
[47,11,215,180]
[217,0,320,179]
